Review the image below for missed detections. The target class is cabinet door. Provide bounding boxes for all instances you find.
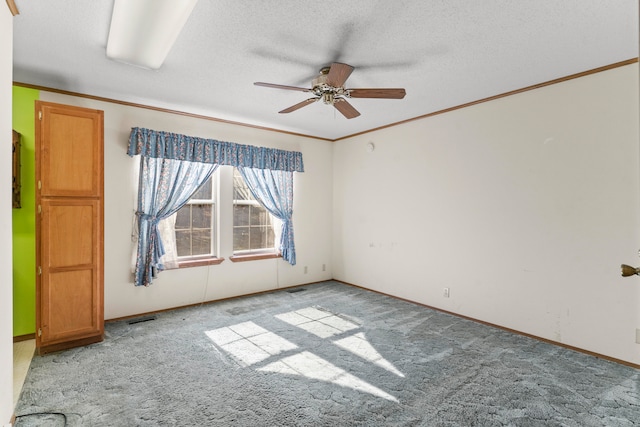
[38,102,103,197]
[39,199,103,345]
[36,101,104,354]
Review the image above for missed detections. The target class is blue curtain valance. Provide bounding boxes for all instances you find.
[127,127,304,172]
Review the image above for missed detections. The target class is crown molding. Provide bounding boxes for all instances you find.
[334,57,639,141]
[14,58,638,143]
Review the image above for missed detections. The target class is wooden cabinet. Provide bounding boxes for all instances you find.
[35,101,104,354]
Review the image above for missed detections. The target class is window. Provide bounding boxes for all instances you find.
[129,128,301,285]
[169,166,279,268]
[233,168,275,254]
[159,167,281,268]
[175,175,216,258]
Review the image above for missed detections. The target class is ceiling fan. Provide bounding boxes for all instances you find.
[254,62,406,119]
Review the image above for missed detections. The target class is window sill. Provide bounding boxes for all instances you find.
[229,252,281,263]
[177,257,225,268]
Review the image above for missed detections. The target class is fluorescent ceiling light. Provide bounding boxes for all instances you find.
[106,0,198,70]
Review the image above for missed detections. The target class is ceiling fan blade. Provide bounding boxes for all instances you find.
[348,88,406,99]
[254,82,311,93]
[279,98,318,114]
[333,98,360,119]
[326,63,354,87]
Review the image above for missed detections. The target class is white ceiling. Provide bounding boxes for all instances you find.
[11,1,639,140]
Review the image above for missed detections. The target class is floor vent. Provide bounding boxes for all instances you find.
[127,315,157,325]
[287,288,306,293]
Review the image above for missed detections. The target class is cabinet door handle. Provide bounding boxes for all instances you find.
[621,264,640,277]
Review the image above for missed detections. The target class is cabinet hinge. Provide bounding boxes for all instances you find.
[38,180,41,190]
[37,205,42,214]
[38,328,42,337]
[38,266,42,275]
[38,111,42,120]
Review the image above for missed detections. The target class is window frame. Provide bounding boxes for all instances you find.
[231,168,279,260]
[167,166,285,268]
[174,173,224,268]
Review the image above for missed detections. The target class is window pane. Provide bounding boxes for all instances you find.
[174,175,215,259]
[250,205,268,225]
[233,170,251,200]
[175,206,191,230]
[191,178,212,200]
[192,204,212,229]
[175,230,191,257]
[249,226,265,249]
[192,229,211,256]
[233,168,275,253]
[267,227,275,248]
[234,227,250,251]
[234,205,250,227]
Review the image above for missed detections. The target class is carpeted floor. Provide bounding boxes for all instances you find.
[15,281,640,426]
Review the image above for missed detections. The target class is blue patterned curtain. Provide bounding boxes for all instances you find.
[127,127,304,286]
[128,127,304,172]
[237,167,296,265]
[134,156,217,287]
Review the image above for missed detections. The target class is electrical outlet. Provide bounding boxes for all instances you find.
[443,287,450,298]
[636,328,640,344]
[304,266,308,274]
[322,264,326,272]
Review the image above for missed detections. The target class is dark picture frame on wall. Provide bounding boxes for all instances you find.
[12,130,21,208]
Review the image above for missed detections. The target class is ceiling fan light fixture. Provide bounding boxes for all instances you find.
[106,0,198,70]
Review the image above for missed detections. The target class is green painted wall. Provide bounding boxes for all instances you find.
[12,86,39,337]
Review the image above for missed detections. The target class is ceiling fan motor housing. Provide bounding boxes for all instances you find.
[312,72,328,90]
[312,70,348,102]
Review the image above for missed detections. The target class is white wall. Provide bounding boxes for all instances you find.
[38,92,334,320]
[29,63,640,367]
[1,5,14,424]
[333,63,640,365]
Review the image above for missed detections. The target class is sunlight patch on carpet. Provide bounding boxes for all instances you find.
[334,332,405,377]
[258,351,398,402]
[205,308,400,402]
[205,321,298,367]
[275,306,359,339]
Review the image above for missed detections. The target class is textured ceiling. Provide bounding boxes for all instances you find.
[11,0,639,140]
